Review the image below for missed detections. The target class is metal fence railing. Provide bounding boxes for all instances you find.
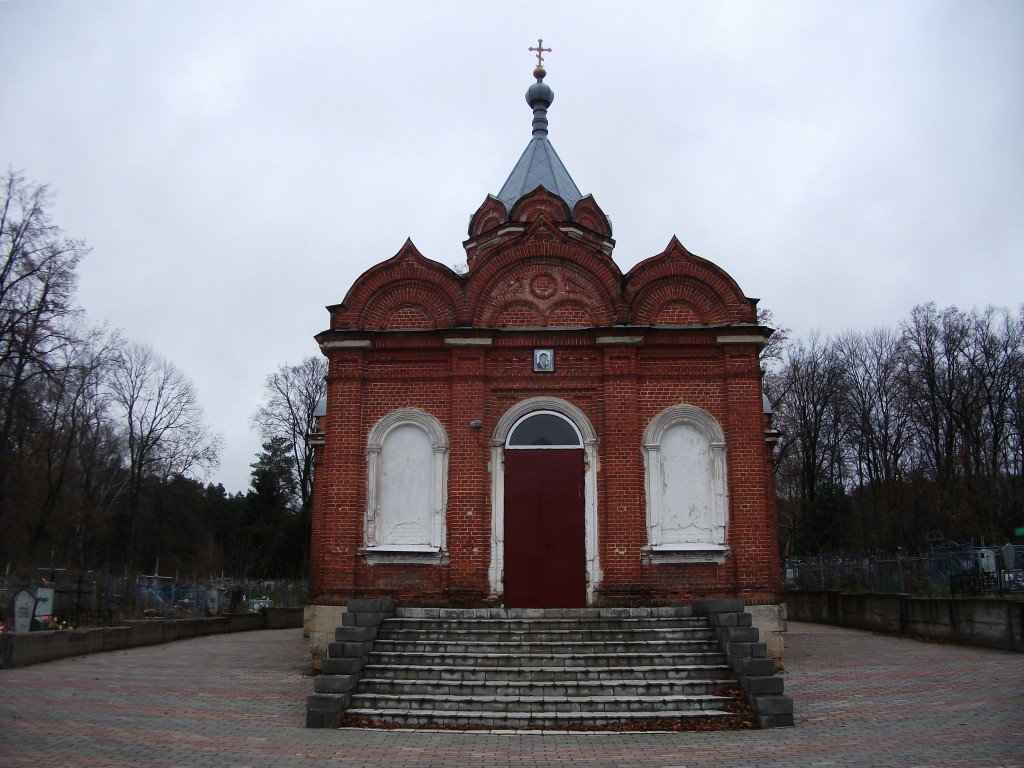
[0,573,307,631]
[785,543,1024,597]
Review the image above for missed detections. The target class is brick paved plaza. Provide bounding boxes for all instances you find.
[1,621,1021,767]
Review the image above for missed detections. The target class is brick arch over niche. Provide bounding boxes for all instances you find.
[382,304,434,331]
[467,195,508,238]
[473,260,616,328]
[570,195,611,238]
[508,188,572,225]
[492,301,544,327]
[625,237,757,326]
[467,212,625,328]
[630,278,734,326]
[357,281,457,331]
[330,240,465,331]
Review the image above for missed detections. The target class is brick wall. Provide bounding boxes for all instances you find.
[309,187,781,607]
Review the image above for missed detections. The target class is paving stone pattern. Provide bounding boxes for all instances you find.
[1,623,1022,767]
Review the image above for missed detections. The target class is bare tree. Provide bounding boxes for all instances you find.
[14,323,121,563]
[966,308,1023,522]
[757,307,789,377]
[250,355,327,512]
[1009,305,1024,482]
[835,327,913,547]
[0,169,89,565]
[108,341,221,571]
[772,332,848,553]
[773,302,1024,554]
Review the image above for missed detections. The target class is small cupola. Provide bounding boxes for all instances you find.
[495,40,584,214]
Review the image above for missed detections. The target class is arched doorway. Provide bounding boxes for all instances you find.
[489,398,600,607]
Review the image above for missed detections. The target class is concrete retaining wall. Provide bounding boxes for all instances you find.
[786,591,1024,652]
[0,608,303,668]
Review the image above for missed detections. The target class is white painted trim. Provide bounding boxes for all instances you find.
[595,335,644,345]
[444,337,494,346]
[489,397,601,605]
[321,339,372,349]
[365,408,449,555]
[363,545,448,565]
[505,410,583,449]
[715,334,768,345]
[641,545,729,564]
[642,404,728,555]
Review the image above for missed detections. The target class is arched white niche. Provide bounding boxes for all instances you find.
[364,408,449,564]
[642,404,729,564]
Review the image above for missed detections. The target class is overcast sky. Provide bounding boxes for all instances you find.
[2,0,1021,494]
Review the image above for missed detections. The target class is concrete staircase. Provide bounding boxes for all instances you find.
[314,605,755,729]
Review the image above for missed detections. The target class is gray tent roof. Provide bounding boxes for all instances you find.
[497,137,583,214]
[496,67,583,214]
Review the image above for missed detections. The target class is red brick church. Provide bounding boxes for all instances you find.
[307,57,782,617]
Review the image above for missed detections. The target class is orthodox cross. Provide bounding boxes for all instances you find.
[529,39,552,67]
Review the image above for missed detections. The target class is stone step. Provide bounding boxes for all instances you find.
[359,663,734,683]
[368,638,721,655]
[329,607,750,730]
[374,625,714,642]
[349,691,734,714]
[381,617,707,633]
[394,606,694,620]
[364,650,726,668]
[344,707,735,729]
[359,677,728,698]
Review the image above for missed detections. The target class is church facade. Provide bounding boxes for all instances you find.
[308,62,782,613]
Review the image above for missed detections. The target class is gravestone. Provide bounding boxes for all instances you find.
[206,588,220,615]
[1002,542,1017,570]
[13,589,33,633]
[34,587,53,621]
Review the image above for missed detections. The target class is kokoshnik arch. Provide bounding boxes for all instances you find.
[307,55,782,615]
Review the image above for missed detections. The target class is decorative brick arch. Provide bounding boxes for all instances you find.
[651,298,703,325]
[474,261,613,328]
[625,237,758,326]
[467,195,509,238]
[547,300,595,327]
[382,304,433,330]
[492,301,544,327]
[357,279,457,330]
[468,216,623,327]
[508,187,572,225]
[571,194,612,237]
[331,240,465,330]
[630,277,733,326]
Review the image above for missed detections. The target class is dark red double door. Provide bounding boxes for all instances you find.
[503,449,586,607]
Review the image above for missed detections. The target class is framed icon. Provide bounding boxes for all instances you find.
[534,349,554,372]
